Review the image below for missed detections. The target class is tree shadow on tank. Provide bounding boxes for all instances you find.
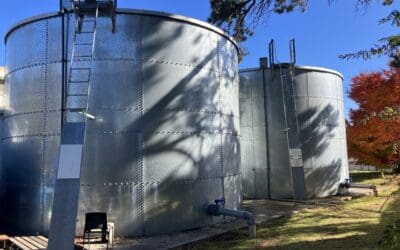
[304,159,343,198]
[78,19,241,237]
[298,104,338,158]
[137,51,240,236]
[297,104,346,198]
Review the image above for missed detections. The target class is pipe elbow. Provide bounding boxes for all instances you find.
[244,211,255,225]
[206,204,220,216]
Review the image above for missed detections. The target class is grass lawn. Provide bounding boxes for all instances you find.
[179,172,400,250]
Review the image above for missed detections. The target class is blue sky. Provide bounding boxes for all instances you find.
[0,0,396,116]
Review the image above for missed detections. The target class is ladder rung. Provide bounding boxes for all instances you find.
[70,61,91,69]
[75,43,93,46]
[71,68,90,71]
[67,94,89,97]
[68,79,90,83]
[73,55,92,59]
[73,54,92,57]
[73,50,93,55]
[76,31,95,35]
[75,32,95,36]
[72,59,92,62]
[68,81,90,85]
[67,109,85,112]
[68,80,90,83]
[71,59,91,64]
[74,43,93,47]
[66,105,87,110]
[71,67,91,70]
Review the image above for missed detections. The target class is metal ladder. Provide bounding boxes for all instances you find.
[49,1,116,248]
[64,7,99,122]
[269,39,307,200]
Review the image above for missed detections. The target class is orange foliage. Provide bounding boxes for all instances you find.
[347,67,400,168]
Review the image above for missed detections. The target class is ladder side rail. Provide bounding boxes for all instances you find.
[288,64,302,148]
[82,7,99,118]
[277,63,297,200]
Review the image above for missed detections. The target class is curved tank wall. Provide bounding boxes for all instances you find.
[2,10,241,236]
[0,66,4,225]
[239,65,349,199]
[0,67,4,78]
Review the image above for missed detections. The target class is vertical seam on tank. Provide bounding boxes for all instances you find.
[138,15,145,236]
[217,39,225,214]
[2,42,6,220]
[339,79,347,177]
[262,68,271,199]
[340,79,349,178]
[40,20,49,233]
[306,72,314,197]
[250,72,256,198]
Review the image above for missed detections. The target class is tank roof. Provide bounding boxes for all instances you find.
[4,8,239,52]
[239,64,343,80]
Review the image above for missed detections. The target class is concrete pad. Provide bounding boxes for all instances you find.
[110,200,304,250]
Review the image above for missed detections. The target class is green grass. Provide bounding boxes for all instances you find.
[179,173,400,250]
[350,171,384,184]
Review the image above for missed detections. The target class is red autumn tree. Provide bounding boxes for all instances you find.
[347,67,400,170]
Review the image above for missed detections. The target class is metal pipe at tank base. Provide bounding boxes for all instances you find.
[340,179,378,197]
[270,198,340,208]
[207,199,256,238]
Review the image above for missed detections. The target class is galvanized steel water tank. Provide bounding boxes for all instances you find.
[0,66,4,219]
[2,10,241,236]
[239,64,349,199]
[0,66,4,110]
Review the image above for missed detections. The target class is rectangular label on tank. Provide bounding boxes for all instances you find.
[289,148,303,167]
[57,144,83,179]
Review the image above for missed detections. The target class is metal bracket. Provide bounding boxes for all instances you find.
[268,39,275,67]
[289,39,296,65]
[73,0,117,33]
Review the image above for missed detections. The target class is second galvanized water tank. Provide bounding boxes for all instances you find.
[2,9,241,236]
[0,66,4,220]
[239,63,349,199]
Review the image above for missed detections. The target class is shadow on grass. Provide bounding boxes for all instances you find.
[350,171,383,183]
[178,176,400,250]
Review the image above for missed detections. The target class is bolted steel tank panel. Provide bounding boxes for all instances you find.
[3,10,241,236]
[239,70,269,199]
[239,65,349,199]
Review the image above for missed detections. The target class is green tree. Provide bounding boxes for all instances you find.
[208,0,399,65]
